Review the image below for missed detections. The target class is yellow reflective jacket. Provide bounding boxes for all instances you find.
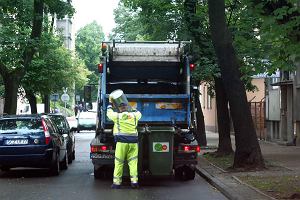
[107,105,142,143]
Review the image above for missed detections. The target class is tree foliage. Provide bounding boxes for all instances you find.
[22,33,90,96]
[0,0,75,114]
[75,21,105,85]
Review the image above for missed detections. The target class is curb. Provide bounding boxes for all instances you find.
[232,176,276,200]
[195,167,241,200]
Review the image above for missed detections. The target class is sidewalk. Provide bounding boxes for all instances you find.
[196,132,300,200]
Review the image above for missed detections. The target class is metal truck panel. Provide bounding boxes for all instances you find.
[110,42,184,62]
[103,94,190,125]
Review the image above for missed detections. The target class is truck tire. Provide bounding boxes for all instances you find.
[175,167,184,180]
[175,166,195,181]
[185,167,195,180]
[94,166,103,179]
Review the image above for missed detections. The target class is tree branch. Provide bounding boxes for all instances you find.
[0,62,8,77]
[22,0,44,71]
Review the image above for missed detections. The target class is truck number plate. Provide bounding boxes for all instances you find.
[90,153,114,159]
[153,142,169,152]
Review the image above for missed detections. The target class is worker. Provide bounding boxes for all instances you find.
[107,94,142,189]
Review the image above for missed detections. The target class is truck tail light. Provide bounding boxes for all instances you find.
[101,145,107,151]
[91,145,110,153]
[98,63,103,73]
[42,119,51,145]
[190,63,196,71]
[180,144,200,153]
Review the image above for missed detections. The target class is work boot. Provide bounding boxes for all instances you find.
[111,184,121,189]
[131,183,139,189]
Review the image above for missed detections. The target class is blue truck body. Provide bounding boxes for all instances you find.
[91,41,199,180]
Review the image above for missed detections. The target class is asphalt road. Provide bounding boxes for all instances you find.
[0,131,227,200]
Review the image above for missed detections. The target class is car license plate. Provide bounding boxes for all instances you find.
[5,139,28,145]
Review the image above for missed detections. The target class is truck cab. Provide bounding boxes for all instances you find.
[90,41,200,180]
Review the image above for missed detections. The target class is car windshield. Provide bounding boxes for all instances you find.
[79,112,96,119]
[0,118,42,134]
[49,116,65,129]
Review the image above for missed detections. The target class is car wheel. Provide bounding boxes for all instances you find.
[77,128,80,133]
[60,149,68,170]
[49,152,60,176]
[68,151,73,164]
[0,166,10,172]
[72,150,75,160]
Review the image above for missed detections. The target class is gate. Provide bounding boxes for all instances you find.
[249,100,266,140]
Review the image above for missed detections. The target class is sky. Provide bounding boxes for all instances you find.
[72,0,120,38]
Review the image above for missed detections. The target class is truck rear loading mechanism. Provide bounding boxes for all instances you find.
[90,40,200,181]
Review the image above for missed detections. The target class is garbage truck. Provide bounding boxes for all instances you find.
[90,40,200,180]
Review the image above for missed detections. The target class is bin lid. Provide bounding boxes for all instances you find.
[110,89,123,99]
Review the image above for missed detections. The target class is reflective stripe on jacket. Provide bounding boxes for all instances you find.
[107,105,142,143]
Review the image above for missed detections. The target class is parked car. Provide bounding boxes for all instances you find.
[0,114,68,175]
[66,116,77,130]
[48,113,75,163]
[76,111,96,133]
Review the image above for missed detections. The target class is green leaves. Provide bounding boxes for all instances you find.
[22,33,90,96]
[75,21,105,75]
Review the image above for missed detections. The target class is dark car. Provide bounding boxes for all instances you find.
[0,114,68,175]
[77,111,96,133]
[48,114,75,163]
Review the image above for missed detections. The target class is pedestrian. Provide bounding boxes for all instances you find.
[74,105,78,116]
[107,92,142,189]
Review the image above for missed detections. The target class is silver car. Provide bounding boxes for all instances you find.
[77,112,96,133]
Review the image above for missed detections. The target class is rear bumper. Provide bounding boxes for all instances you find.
[0,149,54,168]
[78,125,96,131]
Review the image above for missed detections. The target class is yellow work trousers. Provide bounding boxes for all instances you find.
[113,142,138,185]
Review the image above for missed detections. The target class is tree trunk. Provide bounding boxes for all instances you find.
[208,0,265,169]
[215,77,233,155]
[44,94,50,113]
[3,73,20,115]
[1,0,44,115]
[194,88,207,146]
[26,90,37,114]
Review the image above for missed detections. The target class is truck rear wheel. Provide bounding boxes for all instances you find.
[185,167,195,180]
[175,166,195,181]
[94,166,104,179]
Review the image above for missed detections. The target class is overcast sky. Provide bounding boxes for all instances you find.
[72,0,119,38]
